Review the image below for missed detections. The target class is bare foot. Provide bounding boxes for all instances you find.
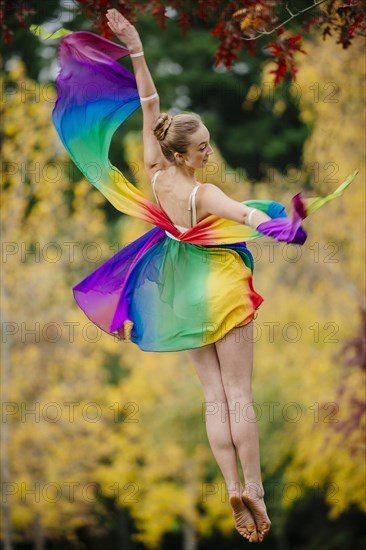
[242,487,271,542]
[229,494,259,543]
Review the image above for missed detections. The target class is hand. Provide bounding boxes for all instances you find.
[256,218,307,244]
[255,193,307,244]
[106,9,142,53]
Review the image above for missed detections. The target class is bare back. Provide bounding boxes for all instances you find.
[152,168,211,230]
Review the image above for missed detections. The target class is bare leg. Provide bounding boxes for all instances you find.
[187,343,258,543]
[214,320,271,541]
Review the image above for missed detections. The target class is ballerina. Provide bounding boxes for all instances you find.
[104,8,273,542]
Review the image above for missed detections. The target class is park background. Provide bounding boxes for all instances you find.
[1,1,365,549]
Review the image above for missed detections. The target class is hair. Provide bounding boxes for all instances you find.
[152,112,203,163]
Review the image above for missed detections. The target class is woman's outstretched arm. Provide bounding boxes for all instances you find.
[106,9,171,178]
[198,184,272,229]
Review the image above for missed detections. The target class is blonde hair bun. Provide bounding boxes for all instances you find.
[152,112,202,163]
[153,113,173,141]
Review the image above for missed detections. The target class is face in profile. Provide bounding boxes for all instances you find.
[176,123,214,169]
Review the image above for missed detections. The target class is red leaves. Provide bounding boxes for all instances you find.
[266,34,306,84]
[77,0,137,32]
[4,0,366,86]
[302,0,366,50]
[267,34,305,56]
[232,0,366,83]
[3,27,13,45]
[211,20,241,69]
[269,57,288,86]
[150,4,166,31]
[0,0,35,43]
[177,11,190,37]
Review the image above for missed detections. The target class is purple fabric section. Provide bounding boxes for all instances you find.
[72,226,165,335]
[257,192,307,244]
[56,31,132,103]
[109,228,167,333]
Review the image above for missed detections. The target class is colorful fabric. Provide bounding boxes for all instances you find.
[73,227,264,351]
[51,31,358,351]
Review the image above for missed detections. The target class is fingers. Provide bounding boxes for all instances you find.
[106,9,122,27]
[105,8,142,50]
[106,9,128,35]
[106,8,130,28]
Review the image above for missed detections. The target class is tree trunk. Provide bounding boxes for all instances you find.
[1,304,13,550]
[182,519,198,550]
[116,507,132,549]
[33,513,45,550]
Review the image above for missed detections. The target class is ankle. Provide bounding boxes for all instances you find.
[243,481,265,499]
[227,482,244,497]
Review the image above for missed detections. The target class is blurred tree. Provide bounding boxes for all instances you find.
[1,59,129,549]
[251,31,365,537]
[1,0,63,80]
[1,7,364,550]
[3,0,365,188]
[278,32,366,520]
[3,0,365,81]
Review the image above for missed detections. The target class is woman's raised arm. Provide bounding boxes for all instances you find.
[106,9,170,178]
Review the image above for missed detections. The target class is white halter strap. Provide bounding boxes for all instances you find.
[151,170,162,206]
[189,184,200,227]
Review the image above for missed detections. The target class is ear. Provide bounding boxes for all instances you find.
[174,152,183,162]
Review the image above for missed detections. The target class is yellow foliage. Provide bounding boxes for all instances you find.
[1,60,120,541]
[258,35,365,518]
[93,34,365,543]
[3,30,364,546]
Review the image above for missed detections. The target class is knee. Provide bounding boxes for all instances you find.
[225,388,253,408]
[203,389,227,405]
[203,398,228,421]
[225,394,258,425]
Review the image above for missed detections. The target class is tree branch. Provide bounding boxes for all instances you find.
[240,0,330,41]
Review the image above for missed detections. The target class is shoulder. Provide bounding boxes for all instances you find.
[196,183,239,210]
[193,183,224,211]
[197,182,224,199]
[199,182,224,190]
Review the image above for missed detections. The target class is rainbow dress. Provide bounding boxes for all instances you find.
[51,31,358,352]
